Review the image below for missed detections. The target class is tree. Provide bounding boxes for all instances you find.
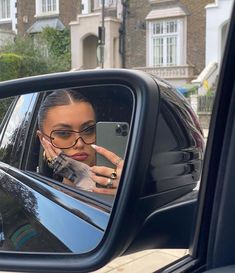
[0,36,49,81]
[40,27,71,72]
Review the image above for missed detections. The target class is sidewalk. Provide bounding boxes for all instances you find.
[93,249,187,273]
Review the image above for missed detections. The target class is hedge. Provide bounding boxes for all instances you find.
[0,53,48,81]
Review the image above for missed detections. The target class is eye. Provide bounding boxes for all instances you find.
[82,125,96,135]
[52,130,73,139]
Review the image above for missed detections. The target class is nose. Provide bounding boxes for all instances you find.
[73,137,85,149]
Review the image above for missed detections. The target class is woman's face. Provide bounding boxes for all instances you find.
[41,101,96,166]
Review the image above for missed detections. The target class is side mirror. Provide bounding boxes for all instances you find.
[0,69,204,272]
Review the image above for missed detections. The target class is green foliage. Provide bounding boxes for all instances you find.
[0,52,49,81]
[0,53,22,81]
[0,36,49,80]
[180,84,198,98]
[0,28,71,80]
[2,35,40,57]
[40,27,71,72]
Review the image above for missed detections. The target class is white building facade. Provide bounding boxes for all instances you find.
[70,0,122,70]
[205,0,233,66]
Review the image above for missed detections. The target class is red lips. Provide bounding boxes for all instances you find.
[70,153,88,161]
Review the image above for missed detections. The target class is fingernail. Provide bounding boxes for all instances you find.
[91,144,97,149]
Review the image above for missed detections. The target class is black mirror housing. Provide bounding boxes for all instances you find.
[0,69,204,272]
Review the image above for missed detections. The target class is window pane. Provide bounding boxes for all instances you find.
[52,0,56,11]
[167,21,177,33]
[153,22,163,35]
[153,38,163,66]
[167,36,177,65]
[99,0,116,7]
[42,0,46,12]
[0,94,36,168]
[0,0,10,19]
[40,0,56,13]
[48,0,52,12]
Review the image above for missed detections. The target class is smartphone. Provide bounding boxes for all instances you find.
[96,121,129,169]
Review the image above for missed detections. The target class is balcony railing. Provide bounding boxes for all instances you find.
[133,65,195,80]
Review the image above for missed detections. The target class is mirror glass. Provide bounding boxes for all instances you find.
[0,84,133,253]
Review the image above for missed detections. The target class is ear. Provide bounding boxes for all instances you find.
[37,130,44,144]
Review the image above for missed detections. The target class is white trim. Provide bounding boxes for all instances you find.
[0,18,11,23]
[146,6,188,20]
[11,0,17,32]
[205,0,218,9]
[81,0,91,14]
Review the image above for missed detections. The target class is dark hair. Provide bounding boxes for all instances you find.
[38,89,95,131]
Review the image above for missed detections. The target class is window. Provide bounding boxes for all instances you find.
[0,94,37,168]
[0,0,11,20]
[36,0,59,16]
[149,19,183,67]
[98,0,116,8]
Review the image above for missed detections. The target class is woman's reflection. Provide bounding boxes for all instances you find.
[36,89,124,195]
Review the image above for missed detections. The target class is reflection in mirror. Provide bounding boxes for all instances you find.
[0,84,133,253]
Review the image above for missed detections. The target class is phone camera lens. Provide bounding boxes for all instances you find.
[116,125,122,135]
[121,124,128,130]
[122,131,128,136]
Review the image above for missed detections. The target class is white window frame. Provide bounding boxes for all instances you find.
[35,0,59,17]
[94,0,117,9]
[0,0,11,21]
[81,0,90,14]
[148,18,185,67]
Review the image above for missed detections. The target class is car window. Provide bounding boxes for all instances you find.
[0,94,37,168]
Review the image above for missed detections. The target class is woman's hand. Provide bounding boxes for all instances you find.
[90,144,124,195]
[41,137,61,163]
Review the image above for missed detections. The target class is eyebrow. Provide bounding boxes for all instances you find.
[79,121,96,130]
[52,120,95,131]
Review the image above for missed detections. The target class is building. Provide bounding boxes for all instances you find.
[192,0,233,94]
[0,0,17,46]
[70,0,214,86]
[126,0,214,86]
[70,0,123,70]
[0,0,80,46]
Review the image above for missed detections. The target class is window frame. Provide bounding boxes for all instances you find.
[35,0,59,17]
[0,0,11,22]
[147,17,186,67]
[94,0,117,10]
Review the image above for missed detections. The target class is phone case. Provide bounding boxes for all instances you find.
[96,122,129,169]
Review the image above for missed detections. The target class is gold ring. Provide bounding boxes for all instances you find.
[110,169,117,180]
[47,157,52,163]
[115,157,122,167]
[107,178,113,188]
